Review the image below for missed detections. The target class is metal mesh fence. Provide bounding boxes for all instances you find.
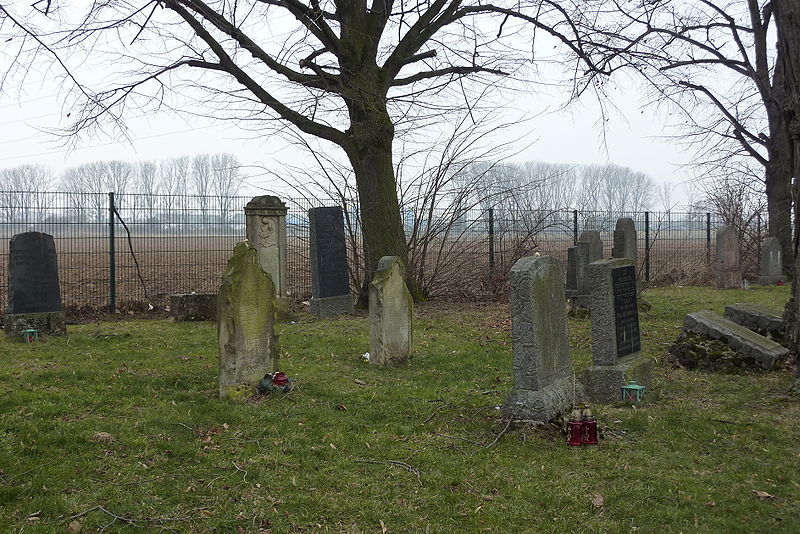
[0,190,765,316]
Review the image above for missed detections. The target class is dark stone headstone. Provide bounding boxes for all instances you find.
[308,207,353,317]
[5,231,66,337]
[758,237,785,285]
[612,265,641,357]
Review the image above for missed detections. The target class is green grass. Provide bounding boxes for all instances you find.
[0,285,797,533]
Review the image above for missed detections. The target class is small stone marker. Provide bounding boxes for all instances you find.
[758,237,785,285]
[681,310,788,370]
[308,206,353,317]
[4,231,66,337]
[244,196,290,317]
[368,256,412,365]
[723,303,783,340]
[715,225,741,289]
[612,218,637,263]
[217,241,279,400]
[503,256,578,423]
[582,258,651,403]
[565,231,603,308]
[169,293,217,322]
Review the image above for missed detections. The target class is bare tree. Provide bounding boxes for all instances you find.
[210,153,242,226]
[596,0,792,271]
[0,164,55,224]
[0,0,626,299]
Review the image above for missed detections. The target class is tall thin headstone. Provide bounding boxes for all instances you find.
[612,218,637,263]
[244,195,289,317]
[217,241,279,400]
[565,231,603,307]
[715,225,742,289]
[369,256,412,365]
[758,237,785,285]
[4,231,66,337]
[582,258,652,403]
[503,256,578,423]
[308,206,353,317]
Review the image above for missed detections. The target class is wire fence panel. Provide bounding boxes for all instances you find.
[0,190,768,317]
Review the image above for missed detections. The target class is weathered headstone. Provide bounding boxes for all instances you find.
[715,225,741,289]
[680,310,788,370]
[582,258,652,403]
[503,256,578,423]
[612,218,637,263]
[369,256,412,365]
[565,231,604,307]
[169,293,216,322]
[217,241,279,400]
[4,231,66,337]
[308,206,353,317]
[244,195,290,317]
[724,303,783,339]
[758,237,785,285]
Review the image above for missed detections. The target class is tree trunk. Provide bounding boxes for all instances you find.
[343,98,413,308]
[773,0,800,385]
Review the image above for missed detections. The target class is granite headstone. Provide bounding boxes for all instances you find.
[308,206,353,317]
[758,237,785,285]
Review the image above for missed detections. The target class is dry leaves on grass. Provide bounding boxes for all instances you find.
[591,494,604,509]
[91,432,115,444]
[752,490,775,500]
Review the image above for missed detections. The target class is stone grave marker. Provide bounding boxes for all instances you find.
[309,206,353,317]
[612,218,637,263]
[582,258,651,403]
[565,231,603,308]
[503,255,578,423]
[4,231,66,337]
[245,195,290,317]
[715,225,741,289]
[217,241,279,400]
[724,303,783,339]
[369,256,412,365]
[758,237,785,285]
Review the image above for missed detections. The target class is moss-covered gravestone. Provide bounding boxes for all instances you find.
[368,256,412,365]
[503,256,577,423]
[217,241,279,400]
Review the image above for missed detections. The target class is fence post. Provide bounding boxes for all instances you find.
[488,208,495,273]
[573,209,578,244]
[706,212,711,263]
[109,192,116,314]
[644,211,650,282]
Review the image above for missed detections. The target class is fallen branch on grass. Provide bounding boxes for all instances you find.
[69,505,192,528]
[354,458,422,485]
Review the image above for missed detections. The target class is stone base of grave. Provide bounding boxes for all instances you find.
[3,311,67,338]
[169,293,217,322]
[309,294,353,318]
[757,275,785,285]
[567,294,591,309]
[715,270,742,289]
[724,303,783,339]
[502,376,581,423]
[582,356,653,404]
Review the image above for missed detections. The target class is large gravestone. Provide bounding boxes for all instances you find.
[245,196,290,317]
[217,241,279,400]
[612,218,637,263]
[503,256,579,423]
[758,237,785,285]
[4,231,66,337]
[308,206,353,317]
[565,231,604,308]
[715,226,741,289]
[369,256,412,365]
[582,258,652,403]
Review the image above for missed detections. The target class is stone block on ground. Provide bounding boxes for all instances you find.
[217,241,279,399]
[502,256,578,423]
[583,356,653,404]
[169,293,217,321]
[723,303,783,339]
[3,311,66,338]
[369,256,412,365]
[679,310,788,370]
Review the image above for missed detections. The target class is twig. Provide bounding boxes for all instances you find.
[4,459,59,482]
[683,429,704,443]
[70,505,192,526]
[232,461,248,484]
[466,405,498,421]
[174,423,193,431]
[434,432,484,446]
[423,402,450,424]
[354,459,422,485]
[484,416,513,448]
[112,476,163,487]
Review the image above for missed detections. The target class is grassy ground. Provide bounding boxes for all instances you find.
[0,285,797,533]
